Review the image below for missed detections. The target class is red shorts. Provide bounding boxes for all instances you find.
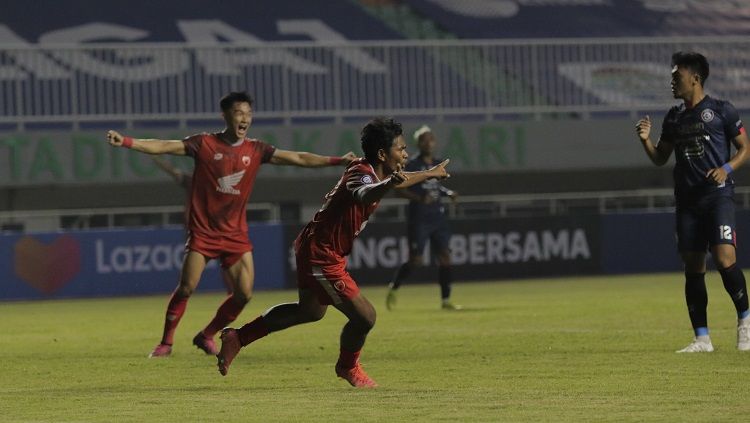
[295,247,360,306]
[186,231,252,268]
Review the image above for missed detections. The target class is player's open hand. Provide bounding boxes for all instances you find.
[429,159,450,179]
[341,151,357,165]
[706,166,729,185]
[106,130,124,147]
[636,115,651,142]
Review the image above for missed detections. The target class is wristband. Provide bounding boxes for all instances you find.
[328,156,343,165]
[722,163,733,174]
[122,136,134,149]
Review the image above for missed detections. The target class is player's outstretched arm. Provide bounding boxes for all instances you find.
[269,149,357,167]
[106,130,187,156]
[635,115,673,166]
[355,160,450,205]
[397,159,450,189]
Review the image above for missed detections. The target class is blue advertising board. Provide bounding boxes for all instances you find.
[0,225,285,300]
[5,211,750,301]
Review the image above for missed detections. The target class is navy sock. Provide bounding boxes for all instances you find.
[684,272,708,332]
[718,264,749,319]
[438,266,452,300]
[390,262,412,290]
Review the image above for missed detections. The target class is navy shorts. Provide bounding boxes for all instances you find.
[676,193,737,252]
[407,215,451,256]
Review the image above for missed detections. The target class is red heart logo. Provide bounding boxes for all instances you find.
[14,235,81,295]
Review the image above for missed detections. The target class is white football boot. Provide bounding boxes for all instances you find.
[737,318,750,351]
[676,336,714,353]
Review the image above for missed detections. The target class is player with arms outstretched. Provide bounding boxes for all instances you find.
[107,91,355,358]
[215,117,451,387]
[636,52,750,352]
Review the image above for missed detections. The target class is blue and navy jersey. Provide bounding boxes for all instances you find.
[660,96,744,197]
[405,155,452,219]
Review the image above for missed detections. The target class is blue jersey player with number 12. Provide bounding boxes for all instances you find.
[636,52,750,353]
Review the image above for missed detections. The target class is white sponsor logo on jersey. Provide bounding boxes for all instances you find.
[216,170,245,195]
[214,153,223,160]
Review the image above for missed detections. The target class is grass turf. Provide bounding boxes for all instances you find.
[1,273,749,422]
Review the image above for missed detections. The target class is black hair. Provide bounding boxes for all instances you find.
[672,51,709,86]
[361,117,403,163]
[220,91,254,113]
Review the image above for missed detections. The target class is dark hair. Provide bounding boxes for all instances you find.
[361,117,403,163]
[672,51,709,86]
[220,91,254,113]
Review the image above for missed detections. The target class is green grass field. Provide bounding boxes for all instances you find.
[2,273,750,422]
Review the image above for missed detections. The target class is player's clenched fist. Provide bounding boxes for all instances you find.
[636,115,651,141]
[107,130,125,147]
[341,151,358,165]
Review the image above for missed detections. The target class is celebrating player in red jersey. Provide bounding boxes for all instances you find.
[106,91,356,358]
[216,117,450,388]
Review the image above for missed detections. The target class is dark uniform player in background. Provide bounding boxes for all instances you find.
[386,125,460,310]
[636,52,750,353]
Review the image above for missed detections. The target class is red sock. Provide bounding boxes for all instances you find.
[202,295,246,338]
[237,316,270,346]
[337,348,361,369]
[161,291,189,345]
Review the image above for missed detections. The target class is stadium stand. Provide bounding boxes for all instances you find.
[399,0,750,38]
[2,0,750,230]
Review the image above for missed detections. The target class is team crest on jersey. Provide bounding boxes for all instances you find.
[701,109,715,123]
[333,280,346,292]
[242,155,251,166]
[361,175,373,184]
[213,153,223,160]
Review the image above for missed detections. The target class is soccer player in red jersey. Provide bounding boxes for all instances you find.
[216,117,450,388]
[106,91,356,358]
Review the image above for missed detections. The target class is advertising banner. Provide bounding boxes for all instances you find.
[0,225,285,300]
[282,215,601,287]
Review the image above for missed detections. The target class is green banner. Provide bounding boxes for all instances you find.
[0,118,647,187]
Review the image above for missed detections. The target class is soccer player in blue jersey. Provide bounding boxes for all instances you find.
[636,52,750,352]
[386,125,461,310]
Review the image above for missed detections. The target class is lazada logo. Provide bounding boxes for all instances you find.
[14,235,81,294]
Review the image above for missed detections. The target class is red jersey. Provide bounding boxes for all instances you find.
[295,158,381,262]
[183,133,275,238]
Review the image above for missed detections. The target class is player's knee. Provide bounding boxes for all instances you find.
[302,306,326,323]
[310,308,326,322]
[716,257,737,270]
[176,284,195,297]
[352,313,376,333]
[231,292,251,305]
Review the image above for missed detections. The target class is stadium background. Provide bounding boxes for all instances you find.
[2,0,750,300]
